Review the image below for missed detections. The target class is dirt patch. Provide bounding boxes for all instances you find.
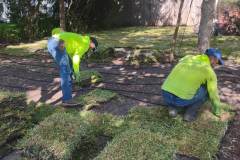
[217,111,240,160]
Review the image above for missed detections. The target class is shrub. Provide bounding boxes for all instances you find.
[95,128,176,160]
[19,112,95,160]
[0,23,21,43]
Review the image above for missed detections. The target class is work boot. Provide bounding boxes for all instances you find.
[183,107,198,122]
[62,99,82,107]
[168,107,178,118]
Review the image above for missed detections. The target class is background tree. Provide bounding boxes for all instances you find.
[172,0,185,53]
[198,0,219,52]
[59,0,66,30]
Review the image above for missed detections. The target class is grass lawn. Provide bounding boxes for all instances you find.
[0,26,239,59]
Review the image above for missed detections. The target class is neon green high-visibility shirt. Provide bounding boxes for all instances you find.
[52,29,90,76]
[162,54,221,115]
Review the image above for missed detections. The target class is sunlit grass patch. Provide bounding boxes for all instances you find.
[0,40,47,57]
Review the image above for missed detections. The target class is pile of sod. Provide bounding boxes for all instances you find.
[77,70,103,87]
[75,89,117,110]
[0,91,31,158]
[18,112,96,160]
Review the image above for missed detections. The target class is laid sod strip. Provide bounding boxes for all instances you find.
[95,128,176,160]
[124,106,231,159]
[79,111,125,137]
[77,70,103,87]
[0,91,26,108]
[18,112,95,160]
[76,89,117,110]
[0,91,31,158]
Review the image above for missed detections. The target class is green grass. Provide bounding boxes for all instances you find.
[1,26,240,59]
[123,105,231,159]
[76,89,117,110]
[0,90,26,108]
[0,90,31,158]
[95,128,176,160]
[0,40,47,58]
[19,112,95,160]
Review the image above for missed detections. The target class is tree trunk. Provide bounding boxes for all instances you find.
[172,0,185,52]
[59,0,66,30]
[198,0,218,52]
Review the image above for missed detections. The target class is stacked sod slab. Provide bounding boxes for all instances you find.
[76,89,117,110]
[77,70,103,87]
[0,91,30,158]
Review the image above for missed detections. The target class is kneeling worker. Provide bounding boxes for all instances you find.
[162,48,225,122]
[47,28,98,106]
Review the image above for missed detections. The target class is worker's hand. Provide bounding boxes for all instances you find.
[212,105,222,117]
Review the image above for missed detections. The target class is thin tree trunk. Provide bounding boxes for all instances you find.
[172,0,185,52]
[198,0,218,52]
[59,0,66,30]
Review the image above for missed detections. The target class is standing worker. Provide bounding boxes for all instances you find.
[47,28,98,106]
[162,48,225,122]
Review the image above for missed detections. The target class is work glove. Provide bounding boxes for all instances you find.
[212,103,222,117]
[75,73,81,83]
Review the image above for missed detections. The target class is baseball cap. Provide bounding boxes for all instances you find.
[205,48,224,65]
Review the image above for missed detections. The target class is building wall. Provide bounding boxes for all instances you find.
[0,0,9,22]
[105,0,203,27]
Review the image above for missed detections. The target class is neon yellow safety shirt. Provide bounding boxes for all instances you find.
[161,54,221,115]
[52,28,90,76]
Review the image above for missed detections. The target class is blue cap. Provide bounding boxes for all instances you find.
[205,48,224,65]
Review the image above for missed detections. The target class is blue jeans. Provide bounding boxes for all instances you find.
[162,85,208,111]
[47,37,72,102]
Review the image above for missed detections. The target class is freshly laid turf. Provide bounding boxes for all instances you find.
[0,91,26,108]
[19,112,95,160]
[124,105,231,159]
[0,91,31,158]
[76,89,117,110]
[77,70,103,87]
[95,128,176,160]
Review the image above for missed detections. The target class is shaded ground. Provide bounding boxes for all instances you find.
[0,53,239,160]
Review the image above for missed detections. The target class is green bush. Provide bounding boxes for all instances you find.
[95,128,176,160]
[19,112,95,160]
[0,23,21,43]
